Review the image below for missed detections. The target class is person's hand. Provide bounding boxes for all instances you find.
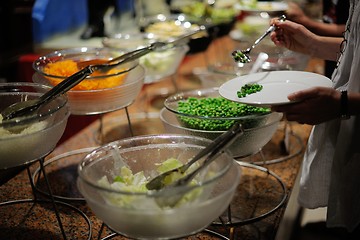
[286,2,310,24]
[269,18,318,55]
[271,87,341,125]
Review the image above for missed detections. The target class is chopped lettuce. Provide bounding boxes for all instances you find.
[97,158,208,209]
[156,157,183,173]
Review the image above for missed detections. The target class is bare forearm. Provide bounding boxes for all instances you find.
[303,19,346,37]
[311,36,342,61]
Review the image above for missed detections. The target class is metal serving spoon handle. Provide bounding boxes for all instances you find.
[232,15,286,63]
[1,67,94,121]
[2,28,207,121]
[77,26,206,71]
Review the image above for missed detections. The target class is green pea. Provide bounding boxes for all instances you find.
[237,83,263,98]
[177,96,269,131]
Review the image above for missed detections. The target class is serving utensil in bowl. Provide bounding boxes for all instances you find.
[82,27,204,71]
[146,122,243,191]
[102,28,205,84]
[103,33,189,84]
[2,66,131,121]
[77,134,240,239]
[0,82,70,169]
[32,47,145,115]
[2,48,147,121]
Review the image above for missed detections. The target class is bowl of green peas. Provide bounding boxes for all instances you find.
[160,88,283,158]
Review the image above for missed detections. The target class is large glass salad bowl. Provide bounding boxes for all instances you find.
[77,134,240,239]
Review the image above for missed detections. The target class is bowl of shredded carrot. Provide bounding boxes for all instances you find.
[32,47,145,115]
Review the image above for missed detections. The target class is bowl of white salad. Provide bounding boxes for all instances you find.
[77,134,240,239]
[0,82,70,169]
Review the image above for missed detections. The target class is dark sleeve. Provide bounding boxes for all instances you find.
[336,0,350,24]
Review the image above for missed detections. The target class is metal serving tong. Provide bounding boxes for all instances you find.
[147,122,243,207]
[0,49,142,121]
[146,122,244,191]
[1,27,206,121]
[77,25,206,71]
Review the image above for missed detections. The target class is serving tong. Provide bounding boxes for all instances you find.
[1,27,206,122]
[0,51,140,122]
[147,122,244,207]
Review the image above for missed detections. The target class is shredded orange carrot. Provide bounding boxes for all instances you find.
[43,59,128,90]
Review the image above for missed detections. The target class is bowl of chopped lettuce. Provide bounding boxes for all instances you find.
[160,88,282,157]
[77,134,240,239]
[0,82,70,169]
[103,33,189,84]
[32,47,145,115]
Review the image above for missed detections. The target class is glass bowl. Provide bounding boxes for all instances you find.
[102,33,189,84]
[32,47,145,115]
[170,1,239,37]
[161,88,282,157]
[207,58,256,76]
[139,14,213,54]
[196,69,236,88]
[77,134,240,239]
[0,82,70,169]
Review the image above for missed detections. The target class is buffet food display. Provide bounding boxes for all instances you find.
[161,88,282,158]
[32,47,145,115]
[103,33,189,83]
[0,2,313,237]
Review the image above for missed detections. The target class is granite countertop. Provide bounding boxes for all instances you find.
[0,35,322,239]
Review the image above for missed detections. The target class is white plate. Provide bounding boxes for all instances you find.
[235,1,288,13]
[219,71,333,107]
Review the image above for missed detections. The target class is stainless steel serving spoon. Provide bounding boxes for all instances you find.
[148,122,243,207]
[232,15,286,63]
[1,27,206,122]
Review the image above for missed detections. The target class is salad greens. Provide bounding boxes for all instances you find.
[97,158,204,209]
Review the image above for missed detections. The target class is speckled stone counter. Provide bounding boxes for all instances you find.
[0,36,323,239]
[0,112,311,240]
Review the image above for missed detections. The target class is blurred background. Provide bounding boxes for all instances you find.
[0,0,322,83]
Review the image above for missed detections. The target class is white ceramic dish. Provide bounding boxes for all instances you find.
[219,70,332,107]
